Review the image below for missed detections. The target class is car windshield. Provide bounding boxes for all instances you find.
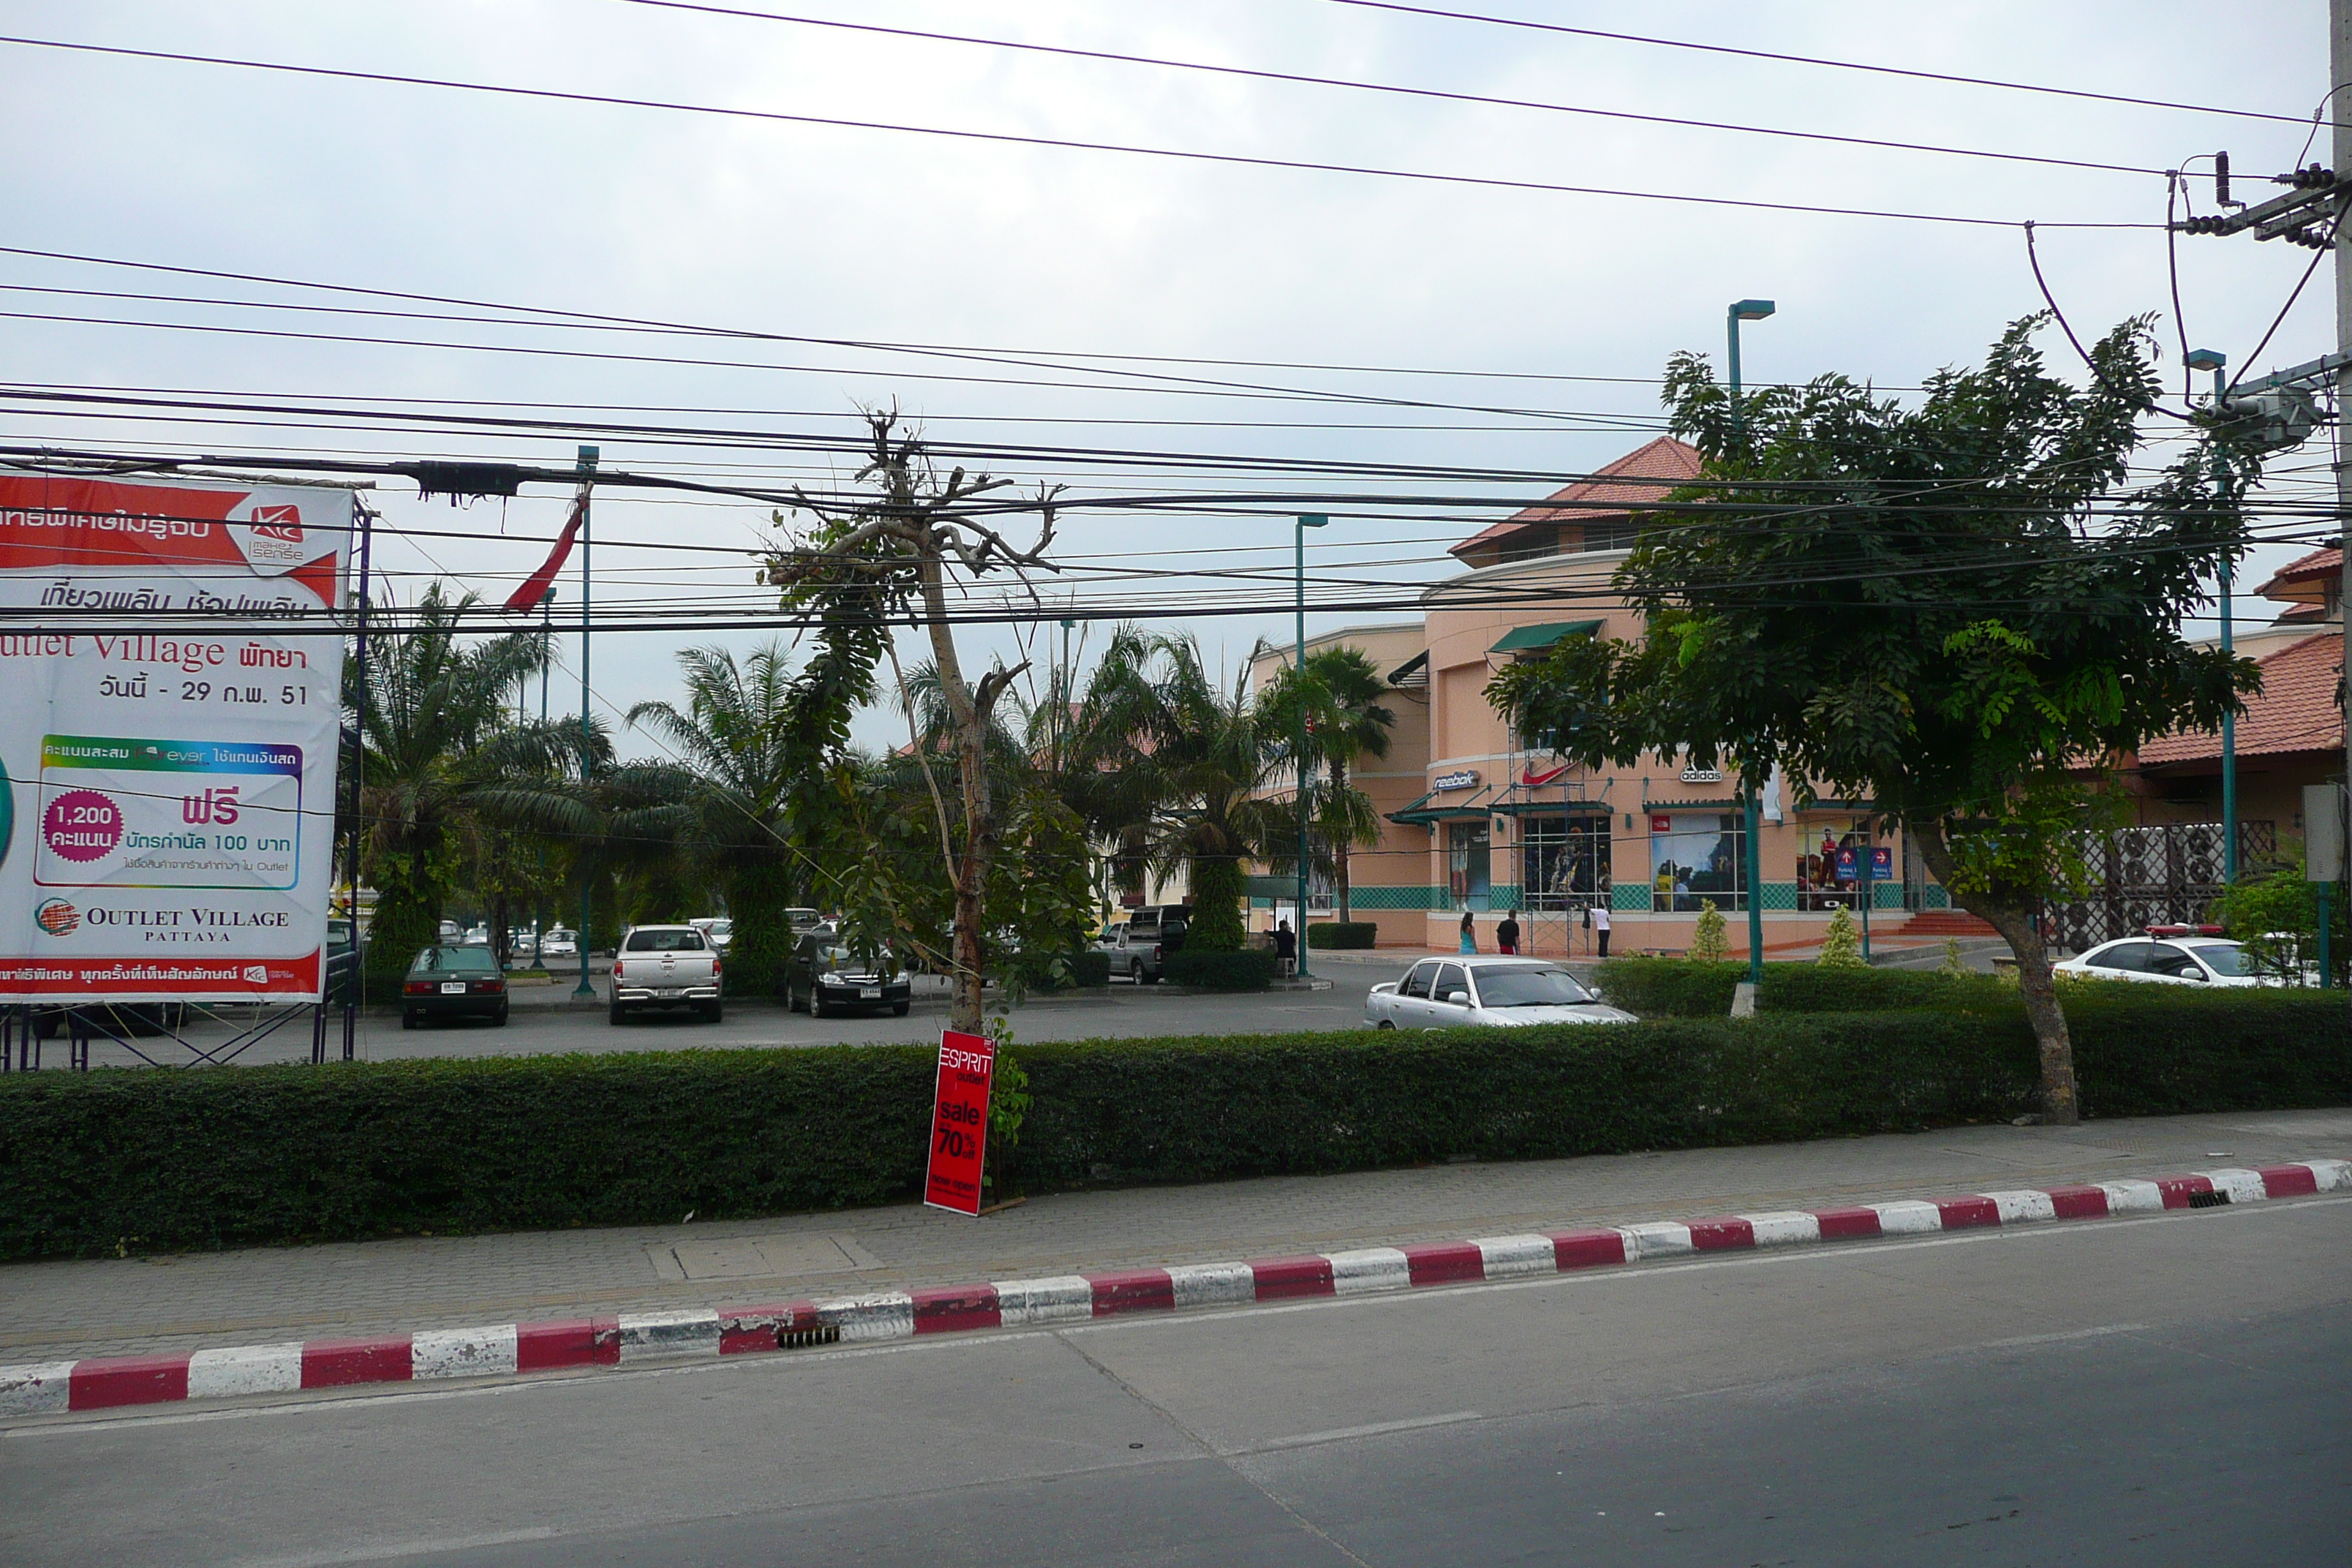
[2185,942,2248,977]
[415,946,497,973]
[625,929,706,952]
[1471,966,1595,1007]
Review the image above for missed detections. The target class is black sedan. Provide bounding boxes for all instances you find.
[400,945,510,1028]
[786,935,911,1018]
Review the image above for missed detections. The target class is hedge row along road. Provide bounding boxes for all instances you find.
[0,991,2341,1258]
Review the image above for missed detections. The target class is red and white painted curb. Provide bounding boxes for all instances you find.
[6,1158,2343,1419]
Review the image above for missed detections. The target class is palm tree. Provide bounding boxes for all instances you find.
[348,584,593,982]
[624,642,815,994]
[1069,628,1281,951]
[1258,646,1396,923]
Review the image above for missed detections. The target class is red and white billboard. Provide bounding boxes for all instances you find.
[924,1030,995,1215]
[0,471,349,1002]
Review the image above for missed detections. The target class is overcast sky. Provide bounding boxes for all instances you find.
[0,0,2334,758]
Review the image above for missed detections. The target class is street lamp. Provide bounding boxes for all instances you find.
[2187,347,2238,884]
[572,445,599,1001]
[1295,513,1328,979]
[1728,301,1774,988]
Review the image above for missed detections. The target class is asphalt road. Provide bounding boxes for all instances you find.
[53,958,1424,1068]
[6,1190,2341,1565]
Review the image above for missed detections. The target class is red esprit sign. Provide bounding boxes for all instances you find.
[924,1030,995,1215]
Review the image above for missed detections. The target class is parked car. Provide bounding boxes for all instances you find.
[1091,920,1130,960]
[609,924,723,1023]
[690,916,735,951]
[2052,935,2270,988]
[437,919,462,942]
[540,927,579,961]
[787,932,911,1017]
[1104,904,1190,984]
[1367,957,1635,1029]
[401,945,509,1028]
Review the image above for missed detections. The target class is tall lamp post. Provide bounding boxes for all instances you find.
[2185,347,2238,883]
[1295,513,1328,979]
[1727,300,1775,987]
[571,445,599,1000]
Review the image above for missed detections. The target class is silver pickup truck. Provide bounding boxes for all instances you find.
[609,924,723,1024]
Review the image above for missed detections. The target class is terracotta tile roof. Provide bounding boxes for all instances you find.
[2136,632,2344,766]
[2255,546,2340,605]
[1451,436,1705,557]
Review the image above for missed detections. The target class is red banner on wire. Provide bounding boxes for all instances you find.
[924,1030,995,1215]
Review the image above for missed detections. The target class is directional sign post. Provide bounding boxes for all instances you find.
[924,1029,995,1215]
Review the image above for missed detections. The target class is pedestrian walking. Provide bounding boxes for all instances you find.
[1591,900,1611,958]
[1496,909,1520,954]
[1458,908,1477,954]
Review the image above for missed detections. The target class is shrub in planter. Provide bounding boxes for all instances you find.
[1307,921,1377,949]
[1163,949,1280,990]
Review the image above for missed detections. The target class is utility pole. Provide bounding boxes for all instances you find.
[1727,300,1775,992]
[571,445,599,1001]
[2335,0,2351,1006]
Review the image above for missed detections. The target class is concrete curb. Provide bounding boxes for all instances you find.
[5,1158,2342,1419]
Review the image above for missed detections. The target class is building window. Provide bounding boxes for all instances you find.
[1498,525,1558,564]
[1798,819,1870,911]
[1522,815,1609,911]
[1447,821,1492,911]
[1649,812,1745,912]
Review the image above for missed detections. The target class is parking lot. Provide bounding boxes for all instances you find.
[23,954,1433,1070]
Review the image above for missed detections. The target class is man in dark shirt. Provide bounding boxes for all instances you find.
[1274,920,1297,976]
[1496,909,1521,954]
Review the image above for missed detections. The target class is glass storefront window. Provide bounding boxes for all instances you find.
[1447,821,1491,911]
[1648,812,1745,912]
[1521,815,1610,911]
[1798,819,1870,911]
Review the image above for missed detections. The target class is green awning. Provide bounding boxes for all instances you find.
[1388,784,1497,826]
[1243,875,1304,900]
[1488,619,1603,655]
[1489,797,1614,817]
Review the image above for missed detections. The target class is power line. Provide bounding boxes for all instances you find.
[0,34,2157,230]
[620,0,2171,178]
[1322,0,2326,130]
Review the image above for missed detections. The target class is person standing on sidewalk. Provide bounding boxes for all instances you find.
[1458,908,1477,954]
[1591,900,1611,958]
[1273,920,1297,979]
[1496,909,1520,954]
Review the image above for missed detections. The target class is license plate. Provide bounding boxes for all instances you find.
[861,986,882,999]
[658,987,682,998]
[440,981,465,995]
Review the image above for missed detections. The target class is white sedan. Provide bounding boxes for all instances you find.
[1367,956,1635,1029]
[2051,935,2269,988]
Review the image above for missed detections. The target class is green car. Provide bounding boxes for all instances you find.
[400,945,510,1028]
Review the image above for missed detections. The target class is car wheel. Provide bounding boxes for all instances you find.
[1129,960,1143,984]
[492,1004,509,1027]
[813,995,833,1019]
[700,1000,723,1023]
[1376,1019,1395,1030]
[402,1009,418,1030]
[608,1001,626,1025]
[892,999,910,1017]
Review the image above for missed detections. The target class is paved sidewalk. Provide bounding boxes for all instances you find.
[4,1107,2344,1366]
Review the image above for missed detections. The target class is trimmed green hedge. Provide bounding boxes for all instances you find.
[1164,949,1281,990]
[1006,951,1112,991]
[1594,958,2019,1018]
[1308,921,1379,950]
[0,992,2340,1257]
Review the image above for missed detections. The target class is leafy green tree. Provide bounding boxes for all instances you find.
[1488,316,2256,1123]
[347,584,593,987]
[2211,846,2347,986]
[1069,628,1281,951]
[626,643,817,995]
[1688,900,1727,962]
[1817,906,1865,968]
[1257,646,1396,922]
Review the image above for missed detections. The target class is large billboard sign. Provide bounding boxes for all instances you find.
[0,472,350,1003]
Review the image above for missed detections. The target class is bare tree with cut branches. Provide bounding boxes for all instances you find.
[758,412,1062,1034]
